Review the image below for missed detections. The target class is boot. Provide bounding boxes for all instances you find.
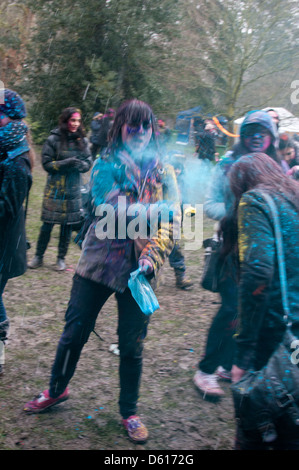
[28,255,43,269]
[57,225,72,271]
[175,269,193,290]
[0,319,10,377]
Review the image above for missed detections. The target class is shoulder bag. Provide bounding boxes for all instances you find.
[201,235,224,292]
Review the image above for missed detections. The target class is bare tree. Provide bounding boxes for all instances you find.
[172,0,299,129]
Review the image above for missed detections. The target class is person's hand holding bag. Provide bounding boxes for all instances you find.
[138,258,153,275]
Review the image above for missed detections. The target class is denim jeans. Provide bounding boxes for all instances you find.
[169,241,186,272]
[49,274,150,419]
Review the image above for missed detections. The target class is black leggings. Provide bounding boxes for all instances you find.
[199,270,238,374]
[49,274,150,419]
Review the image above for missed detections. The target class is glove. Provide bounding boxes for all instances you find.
[58,157,77,167]
[72,159,83,169]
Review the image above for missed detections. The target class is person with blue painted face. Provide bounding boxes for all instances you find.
[193,110,279,399]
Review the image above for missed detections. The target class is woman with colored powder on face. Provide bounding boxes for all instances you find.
[24,99,180,444]
[28,107,92,271]
[193,110,279,399]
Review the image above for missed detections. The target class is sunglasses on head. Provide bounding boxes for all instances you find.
[126,120,152,134]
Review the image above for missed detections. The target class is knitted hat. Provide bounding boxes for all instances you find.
[0,89,27,119]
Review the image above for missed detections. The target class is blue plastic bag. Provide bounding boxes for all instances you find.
[128,268,160,315]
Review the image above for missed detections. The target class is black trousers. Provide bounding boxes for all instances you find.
[36,222,72,260]
[49,274,150,419]
[199,266,238,374]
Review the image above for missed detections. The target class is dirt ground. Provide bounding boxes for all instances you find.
[0,161,236,451]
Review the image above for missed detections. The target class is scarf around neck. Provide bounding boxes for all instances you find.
[0,120,29,160]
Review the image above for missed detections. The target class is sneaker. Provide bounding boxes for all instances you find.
[56,259,66,271]
[122,415,148,443]
[24,388,69,413]
[28,256,43,269]
[216,366,232,382]
[193,370,224,398]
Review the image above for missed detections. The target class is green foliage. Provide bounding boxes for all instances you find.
[19,0,179,139]
[1,0,298,139]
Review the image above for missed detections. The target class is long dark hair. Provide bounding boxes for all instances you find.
[220,152,299,256]
[108,99,159,153]
[58,106,86,149]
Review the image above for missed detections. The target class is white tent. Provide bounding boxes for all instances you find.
[234,107,299,136]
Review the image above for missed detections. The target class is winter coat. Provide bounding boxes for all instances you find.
[76,148,180,292]
[90,119,103,146]
[0,150,32,279]
[235,189,299,371]
[195,130,216,161]
[90,117,111,147]
[41,128,92,225]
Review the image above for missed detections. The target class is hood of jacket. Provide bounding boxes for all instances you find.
[240,110,279,147]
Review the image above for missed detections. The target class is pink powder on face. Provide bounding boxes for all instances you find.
[68,112,81,132]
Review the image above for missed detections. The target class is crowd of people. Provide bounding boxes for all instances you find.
[1,88,299,449]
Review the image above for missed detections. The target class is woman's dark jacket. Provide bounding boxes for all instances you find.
[41,128,92,225]
[0,151,32,279]
[235,189,299,371]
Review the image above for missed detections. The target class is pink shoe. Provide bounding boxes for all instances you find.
[193,370,225,398]
[24,388,69,413]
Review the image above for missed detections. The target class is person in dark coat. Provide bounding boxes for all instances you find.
[90,108,115,158]
[0,89,32,375]
[195,119,218,162]
[28,107,92,271]
[90,112,103,160]
[225,153,299,449]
